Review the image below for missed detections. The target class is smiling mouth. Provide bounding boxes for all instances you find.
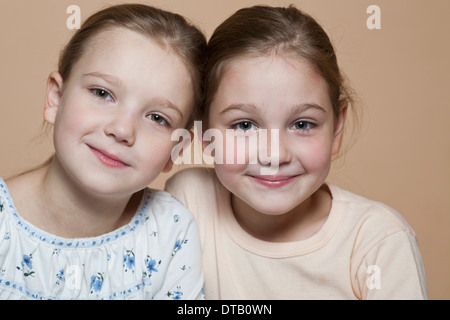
[88,145,130,168]
[249,175,300,188]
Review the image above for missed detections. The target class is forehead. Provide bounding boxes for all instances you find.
[212,54,332,112]
[75,27,177,74]
[66,27,194,114]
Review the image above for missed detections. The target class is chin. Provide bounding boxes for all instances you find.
[73,173,128,197]
[247,201,298,216]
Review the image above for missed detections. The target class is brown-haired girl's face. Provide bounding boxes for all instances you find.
[207,54,346,216]
[44,27,194,196]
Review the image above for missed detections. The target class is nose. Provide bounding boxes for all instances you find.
[275,131,292,166]
[258,129,292,167]
[104,111,137,146]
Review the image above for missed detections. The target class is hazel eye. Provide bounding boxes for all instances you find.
[147,113,168,126]
[90,88,114,101]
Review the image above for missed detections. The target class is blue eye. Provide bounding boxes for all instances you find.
[233,121,257,131]
[292,120,315,131]
[90,88,114,101]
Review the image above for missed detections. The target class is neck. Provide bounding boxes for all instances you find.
[10,160,142,238]
[230,186,331,242]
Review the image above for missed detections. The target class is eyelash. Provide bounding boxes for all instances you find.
[90,87,115,102]
[290,120,316,132]
[89,88,171,128]
[231,120,316,133]
[231,120,258,132]
[146,113,171,128]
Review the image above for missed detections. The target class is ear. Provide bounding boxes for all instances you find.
[202,127,216,158]
[44,71,64,125]
[162,158,174,173]
[202,139,210,155]
[331,103,348,156]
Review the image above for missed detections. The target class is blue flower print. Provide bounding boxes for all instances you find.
[172,239,188,256]
[146,257,160,275]
[167,286,183,300]
[56,269,65,285]
[16,254,35,277]
[90,273,104,293]
[142,256,161,285]
[23,255,32,269]
[173,214,180,222]
[123,249,135,273]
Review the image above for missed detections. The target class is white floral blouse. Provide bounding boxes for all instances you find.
[0,178,203,300]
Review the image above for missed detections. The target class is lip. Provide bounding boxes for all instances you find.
[249,174,300,188]
[88,145,130,168]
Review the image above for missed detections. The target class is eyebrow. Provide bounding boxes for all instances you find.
[290,103,327,115]
[150,96,184,119]
[218,103,261,116]
[218,102,327,116]
[83,72,123,88]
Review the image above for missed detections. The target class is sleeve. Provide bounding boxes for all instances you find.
[165,167,215,224]
[165,170,190,207]
[353,230,428,300]
[152,197,204,300]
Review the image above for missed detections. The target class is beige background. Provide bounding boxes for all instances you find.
[0,0,449,299]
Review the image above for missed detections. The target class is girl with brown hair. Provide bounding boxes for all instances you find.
[166,5,427,299]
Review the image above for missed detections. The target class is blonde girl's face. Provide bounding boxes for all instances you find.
[207,55,346,216]
[44,27,194,197]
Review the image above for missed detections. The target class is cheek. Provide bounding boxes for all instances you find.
[53,106,85,146]
[54,92,98,135]
[140,135,174,163]
[206,130,254,166]
[214,162,246,193]
[224,134,255,165]
[297,136,334,174]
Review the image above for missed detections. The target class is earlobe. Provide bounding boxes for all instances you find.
[162,159,173,173]
[332,104,348,155]
[44,71,64,125]
[202,139,210,155]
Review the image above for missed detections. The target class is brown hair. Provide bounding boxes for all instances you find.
[203,5,356,126]
[59,3,207,125]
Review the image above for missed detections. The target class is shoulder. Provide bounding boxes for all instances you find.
[145,188,196,223]
[136,188,200,251]
[165,168,224,224]
[330,186,428,299]
[165,167,219,199]
[328,184,416,237]
[328,184,423,272]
